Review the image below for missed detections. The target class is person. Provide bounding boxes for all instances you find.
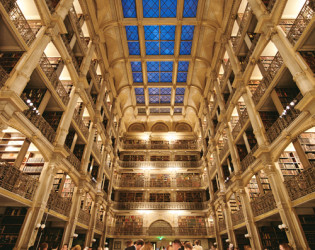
[141,242,153,250]
[184,242,193,250]
[135,239,144,250]
[279,243,293,250]
[193,240,202,250]
[228,243,234,250]
[172,240,182,250]
[244,245,252,250]
[71,245,82,250]
[166,246,173,250]
[62,244,69,250]
[125,240,136,250]
[52,242,59,250]
[97,247,103,250]
[39,243,48,250]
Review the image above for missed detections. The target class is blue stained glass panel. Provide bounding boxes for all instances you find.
[143,0,159,18]
[132,72,143,82]
[179,41,192,55]
[125,26,139,40]
[161,88,172,95]
[175,95,184,103]
[178,61,189,71]
[160,61,173,71]
[160,95,171,103]
[177,72,187,82]
[149,88,159,95]
[160,73,172,82]
[160,41,174,55]
[160,26,176,40]
[174,107,182,113]
[149,96,159,103]
[135,88,144,95]
[122,0,137,18]
[148,72,159,82]
[146,42,159,55]
[176,88,185,95]
[183,0,198,18]
[128,42,140,55]
[161,0,177,17]
[147,61,159,71]
[136,96,145,104]
[144,26,159,40]
[181,25,195,40]
[131,61,142,72]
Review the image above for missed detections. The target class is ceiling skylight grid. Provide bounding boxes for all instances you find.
[126,26,140,55]
[149,87,172,104]
[143,0,177,18]
[135,87,145,104]
[180,25,194,55]
[147,61,173,82]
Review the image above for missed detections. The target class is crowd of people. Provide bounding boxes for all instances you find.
[35,242,109,250]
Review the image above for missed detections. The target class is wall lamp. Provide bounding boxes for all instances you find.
[225,239,230,243]
[244,233,251,238]
[278,223,288,231]
[72,233,78,238]
[92,239,97,242]
[35,223,45,230]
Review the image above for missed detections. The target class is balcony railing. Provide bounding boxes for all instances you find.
[219,142,229,160]
[106,226,211,236]
[251,191,276,217]
[39,54,70,105]
[45,0,60,13]
[0,65,9,87]
[121,141,201,150]
[231,208,245,225]
[241,151,256,172]
[287,0,315,46]
[24,109,56,143]
[73,108,89,139]
[47,191,72,216]
[113,202,208,210]
[87,91,96,109]
[218,219,226,232]
[118,160,201,169]
[78,209,91,225]
[61,35,80,73]
[0,0,36,45]
[89,64,101,89]
[92,142,101,159]
[0,160,38,200]
[64,145,81,171]
[95,219,104,231]
[285,166,315,201]
[69,6,87,51]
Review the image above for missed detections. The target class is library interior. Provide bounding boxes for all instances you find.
[0,0,314,249]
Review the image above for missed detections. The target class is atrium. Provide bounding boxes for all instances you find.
[0,0,314,249]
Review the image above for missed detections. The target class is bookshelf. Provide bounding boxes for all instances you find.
[176,191,203,202]
[0,207,27,249]
[298,215,315,249]
[118,192,143,202]
[119,173,145,187]
[150,174,171,187]
[122,155,145,161]
[43,112,63,131]
[174,155,199,161]
[278,151,304,177]
[259,111,279,131]
[115,215,143,234]
[52,172,64,191]
[149,193,171,202]
[275,88,299,107]
[259,226,288,249]
[178,216,206,234]
[176,173,201,187]
[61,176,75,198]
[150,155,170,161]
[298,132,315,167]
[21,88,47,109]
[247,172,271,200]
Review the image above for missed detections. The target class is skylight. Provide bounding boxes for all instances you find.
[149,88,172,104]
[126,26,140,55]
[122,0,137,18]
[147,61,173,82]
[183,0,198,17]
[143,0,177,18]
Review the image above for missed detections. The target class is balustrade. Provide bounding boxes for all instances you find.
[64,145,81,171]
[285,166,315,201]
[287,0,315,46]
[121,140,200,150]
[231,208,245,225]
[118,160,201,169]
[95,219,104,231]
[47,191,72,216]
[0,160,38,200]
[39,54,69,105]
[78,209,91,225]
[251,191,276,217]
[219,142,229,160]
[23,109,56,143]
[61,35,80,73]
[0,0,36,45]
[218,219,226,232]
[0,65,9,87]
[69,6,87,51]
[113,202,207,210]
[73,108,89,139]
[241,151,256,172]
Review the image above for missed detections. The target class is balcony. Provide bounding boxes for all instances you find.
[78,209,91,225]
[251,191,277,217]
[218,219,226,232]
[64,145,81,171]
[121,140,200,150]
[107,226,212,236]
[231,208,245,226]
[23,109,56,144]
[0,160,38,200]
[61,35,80,74]
[95,219,104,231]
[0,65,9,87]
[240,151,256,172]
[73,108,89,139]
[39,54,70,105]
[118,160,201,169]
[47,191,72,216]
[0,0,36,45]
[113,202,208,210]
[287,0,315,46]
[285,166,315,201]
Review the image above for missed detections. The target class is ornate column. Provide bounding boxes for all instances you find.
[85,197,101,247]
[210,205,223,250]
[262,154,309,249]
[14,157,59,249]
[81,122,97,173]
[99,205,110,248]
[237,189,263,249]
[222,202,237,247]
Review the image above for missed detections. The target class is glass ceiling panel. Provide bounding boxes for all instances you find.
[148,87,172,104]
[177,61,189,82]
[135,87,144,95]
[143,0,177,18]
[176,88,185,95]
[131,61,143,83]
[147,61,173,82]
[126,26,140,55]
[122,0,137,18]
[181,25,195,40]
[183,0,198,18]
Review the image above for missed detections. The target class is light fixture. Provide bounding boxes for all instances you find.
[35,223,45,230]
[226,239,230,243]
[244,233,251,238]
[73,233,78,238]
[26,99,31,103]
[213,242,217,246]
[92,239,96,242]
[278,223,288,231]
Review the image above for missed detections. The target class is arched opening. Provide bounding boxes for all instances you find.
[148,220,172,235]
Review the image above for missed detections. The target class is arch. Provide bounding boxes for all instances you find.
[151,122,169,132]
[148,220,172,235]
[128,123,145,132]
[175,122,192,132]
